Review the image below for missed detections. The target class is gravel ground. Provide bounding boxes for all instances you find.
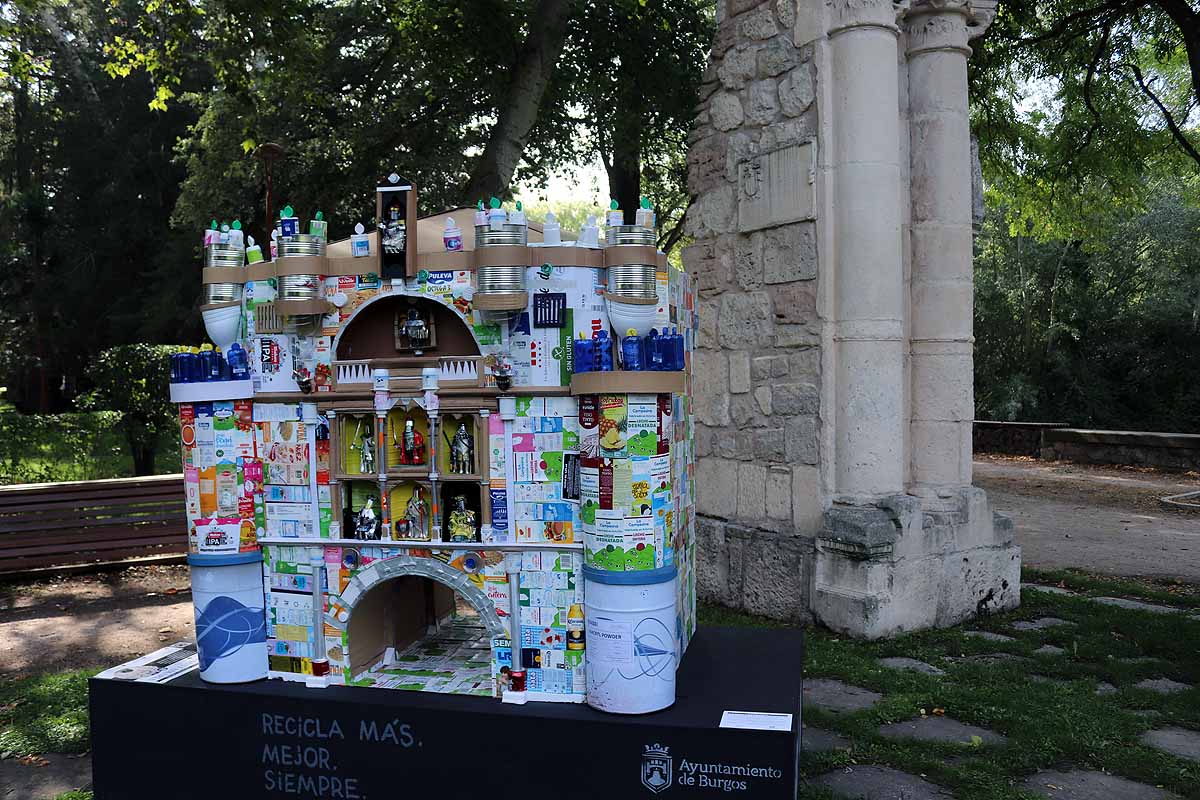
[976,455,1200,584]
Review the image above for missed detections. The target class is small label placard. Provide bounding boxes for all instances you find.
[719,710,794,732]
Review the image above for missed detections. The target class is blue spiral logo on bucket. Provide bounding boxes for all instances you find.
[195,594,267,671]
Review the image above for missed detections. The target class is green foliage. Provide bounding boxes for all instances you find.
[77,344,178,475]
[0,669,95,758]
[974,176,1200,431]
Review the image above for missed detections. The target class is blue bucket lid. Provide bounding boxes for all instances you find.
[187,551,264,567]
[582,564,677,586]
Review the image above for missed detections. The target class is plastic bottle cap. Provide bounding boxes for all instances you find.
[627,328,637,336]
[232,220,242,230]
[315,211,324,221]
[489,196,501,209]
[445,217,456,229]
[247,235,256,247]
[545,211,557,224]
[610,199,619,210]
[200,343,213,351]
[354,222,365,235]
[282,205,294,218]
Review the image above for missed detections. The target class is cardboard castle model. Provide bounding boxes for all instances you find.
[173,176,697,709]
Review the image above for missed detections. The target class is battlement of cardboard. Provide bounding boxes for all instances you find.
[176,188,697,703]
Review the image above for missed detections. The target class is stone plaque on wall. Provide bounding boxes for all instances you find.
[737,142,816,233]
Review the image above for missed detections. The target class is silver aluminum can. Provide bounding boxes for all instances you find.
[605,225,655,247]
[203,283,242,304]
[607,263,657,299]
[476,264,526,294]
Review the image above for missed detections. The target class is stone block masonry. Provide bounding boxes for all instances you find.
[687,0,1019,637]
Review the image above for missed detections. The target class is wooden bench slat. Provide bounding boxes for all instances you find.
[0,510,185,534]
[0,545,189,574]
[0,524,186,550]
[1,534,188,559]
[0,494,184,515]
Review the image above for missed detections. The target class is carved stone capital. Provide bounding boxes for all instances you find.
[826,0,909,37]
[903,0,995,55]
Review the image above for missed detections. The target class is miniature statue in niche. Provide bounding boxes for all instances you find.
[355,497,381,540]
[349,418,375,474]
[382,197,406,256]
[394,304,434,353]
[399,486,428,540]
[444,422,475,474]
[447,494,477,542]
[392,418,425,465]
[485,352,514,392]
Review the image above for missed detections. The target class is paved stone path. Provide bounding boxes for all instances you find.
[803,678,882,713]
[877,716,1006,747]
[1140,727,1200,762]
[0,753,91,800]
[1013,617,1073,631]
[808,766,954,799]
[1133,678,1193,694]
[801,724,852,753]
[878,657,945,676]
[975,457,1200,582]
[963,631,1015,643]
[1021,769,1179,799]
[1094,597,1186,615]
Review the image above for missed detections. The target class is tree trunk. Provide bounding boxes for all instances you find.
[461,0,572,202]
[131,441,157,477]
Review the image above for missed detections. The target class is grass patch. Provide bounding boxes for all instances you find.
[700,577,1200,800]
[0,669,95,758]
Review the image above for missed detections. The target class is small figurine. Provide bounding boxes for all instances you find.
[444,422,475,474]
[355,497,380,540]
[447,494,478,542]
[403,486,428,540]
[392,418,426,465]
[489,353,514,392]
[350,418,375,474]
[404,307,431,351]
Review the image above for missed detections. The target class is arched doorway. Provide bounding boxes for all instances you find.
[325,554,505,690]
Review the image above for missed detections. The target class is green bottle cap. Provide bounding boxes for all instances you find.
[516,200,523,211]
[477,199,484,210]
[610,199,619,211]
[640,197,651,209]
[315,211,324,221]
[282,204,294,218]
[210,219,218,230]
[489,196,501,209]
[231,220,242,230]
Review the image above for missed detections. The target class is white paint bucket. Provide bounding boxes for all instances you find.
[190,553,268,683]
[584,566,678,714]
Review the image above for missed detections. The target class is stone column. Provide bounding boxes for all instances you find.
[906,0,994,493]
[828,0,907,501]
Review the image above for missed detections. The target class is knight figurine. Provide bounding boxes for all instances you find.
[404,307,431,352]
[447,494,477,542]
[349,418,375,474]
[444,422,474,475]
[393,418,425,465]
[403,486,428,540]
[354,497,380,540]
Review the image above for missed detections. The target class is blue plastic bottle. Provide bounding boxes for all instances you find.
[594,330,613,372]
[622,329,643,371]
[169,349,182,383]
[573,336,593,374]
[199,344,219,382]
[672,326,685,371]
[227,342,250,381]
[180,348,198,383]
[648,328,667,371]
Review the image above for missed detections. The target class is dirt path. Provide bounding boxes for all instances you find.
[0,565,194,679]
[976,455,1200,583]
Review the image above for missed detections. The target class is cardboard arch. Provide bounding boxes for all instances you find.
[331,289,483,362]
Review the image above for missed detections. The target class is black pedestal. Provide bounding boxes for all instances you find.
[90,625,803,799]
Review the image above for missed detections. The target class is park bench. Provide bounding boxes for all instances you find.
[0,474,187,575]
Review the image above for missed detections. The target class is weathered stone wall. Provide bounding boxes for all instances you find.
[687,0,1021,637]
[686,0,822,621]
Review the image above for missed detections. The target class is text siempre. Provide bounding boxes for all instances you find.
[260,713,419,798]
